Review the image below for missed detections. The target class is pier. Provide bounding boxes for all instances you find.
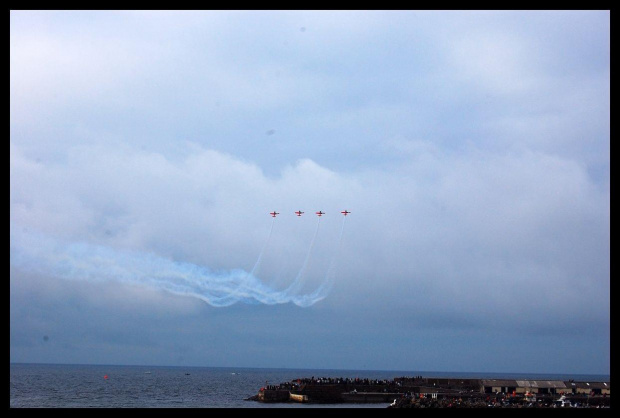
[248,375,610,407]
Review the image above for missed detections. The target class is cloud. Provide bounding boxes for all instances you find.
[10,142,357,308]
[10,139,609,324]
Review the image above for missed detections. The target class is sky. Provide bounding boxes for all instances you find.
[10,10,610,376]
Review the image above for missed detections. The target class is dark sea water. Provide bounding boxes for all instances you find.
[9,363,610,408]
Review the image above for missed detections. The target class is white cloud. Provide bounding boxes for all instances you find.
[10,139,609,322]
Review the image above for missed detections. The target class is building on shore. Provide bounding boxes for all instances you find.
[480,379,611,396]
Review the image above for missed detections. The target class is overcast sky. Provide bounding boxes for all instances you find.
[10,10,609,376]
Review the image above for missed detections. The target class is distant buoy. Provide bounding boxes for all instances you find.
[104,375,108,379]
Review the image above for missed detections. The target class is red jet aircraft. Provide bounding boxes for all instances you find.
[295,210,304,216]
[315,211,325,217]
[341,210,351,216]
[270,211,279,217]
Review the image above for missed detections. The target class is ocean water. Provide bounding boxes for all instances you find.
[9,363,610,408]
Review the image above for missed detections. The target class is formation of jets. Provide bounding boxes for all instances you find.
[270,210,350,217]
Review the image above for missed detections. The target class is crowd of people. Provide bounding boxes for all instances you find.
[295,376,394,386]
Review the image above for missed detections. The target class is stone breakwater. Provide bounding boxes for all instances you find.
[247,375,610,408]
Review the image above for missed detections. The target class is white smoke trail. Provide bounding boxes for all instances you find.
[282,216,321,297]
[214,217,277,306]
[249,216,276,277]
[300,214,347,304]
[9,223,328,308]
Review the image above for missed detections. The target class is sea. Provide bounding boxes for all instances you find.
[9,363,610,408]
